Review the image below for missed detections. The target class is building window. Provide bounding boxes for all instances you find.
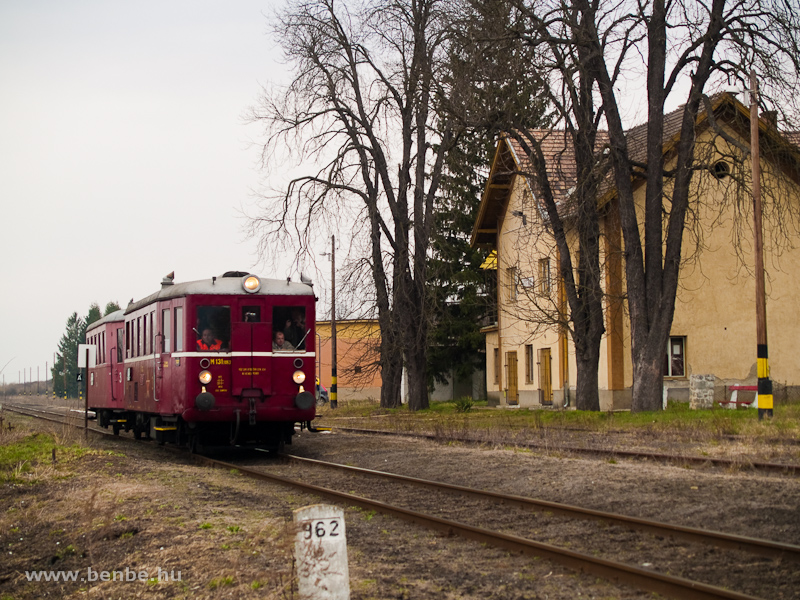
[507,268,518,302]
[538,258,551,295]
[712,160,730,179]
[493,348,500,384]
[664,336,686,377]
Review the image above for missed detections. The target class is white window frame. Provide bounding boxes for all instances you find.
[665,336,686,377]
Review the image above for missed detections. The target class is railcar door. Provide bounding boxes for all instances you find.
[231,304,272,397]
[111,326,124,402]
[155,307,173,402]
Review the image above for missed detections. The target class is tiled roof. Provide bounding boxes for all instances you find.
[470,92,800,248]
[505,130,611,209]
[623,98,692,167]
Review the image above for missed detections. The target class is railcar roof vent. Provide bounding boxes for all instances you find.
[222,271,250,278]
[161,271,175,287]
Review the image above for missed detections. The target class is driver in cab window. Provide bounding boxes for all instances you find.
[197,328,223,351]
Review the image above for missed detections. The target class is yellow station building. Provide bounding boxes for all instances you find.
[471,94,800,409]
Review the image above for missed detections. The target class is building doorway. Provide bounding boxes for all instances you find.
[506,351,519,405]
[538,348,552,405]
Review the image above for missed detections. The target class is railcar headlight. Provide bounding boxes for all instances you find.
[292,370,306,385]
[242,274,261,293]
[199,370,212,385]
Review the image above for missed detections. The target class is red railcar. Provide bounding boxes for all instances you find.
[86,271,317,451]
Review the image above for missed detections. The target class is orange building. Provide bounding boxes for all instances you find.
[314,319,382,401]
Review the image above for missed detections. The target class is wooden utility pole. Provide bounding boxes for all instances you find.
[750,69,773,420]
[330,235,338,409]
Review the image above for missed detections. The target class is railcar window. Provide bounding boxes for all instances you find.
[143,316,148,356]
[125,322,131,358]
[273,306,307,350]
[149,312,155,356]
[195,306,230,351]
[117,328,123,363]
[242,306,261,322]
[137,317,142,357]
[162,308,171,353]
[175,307,184,352]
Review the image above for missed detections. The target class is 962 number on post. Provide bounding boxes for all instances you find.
[303,519,340,540]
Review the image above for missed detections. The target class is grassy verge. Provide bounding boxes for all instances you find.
[0,429,94,485]
[319,398,800,440]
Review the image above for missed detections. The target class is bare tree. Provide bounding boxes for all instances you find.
[511,0,800,411]
[249,0,458,410]
[453,0,611,410]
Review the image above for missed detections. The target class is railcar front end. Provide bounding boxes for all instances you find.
[90,272,318,452]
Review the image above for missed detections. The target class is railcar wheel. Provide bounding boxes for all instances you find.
[133,429,142,440]
[112,424,121,436]
[267,439,285,456]
[189,435,202,454]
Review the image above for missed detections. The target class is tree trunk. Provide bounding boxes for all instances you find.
[628,316,671,412]
[405,341,429,411]
[574,348,601,411]
[404,293,429,411]
[380,334,403,408]
[631,368,664,412]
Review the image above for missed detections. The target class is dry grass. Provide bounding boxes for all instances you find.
[0,415,315,599]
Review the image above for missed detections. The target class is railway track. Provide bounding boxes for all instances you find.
[216,452,797,600]
[333,425,800,475]
[276,453,800,562]
[4,401,796,599]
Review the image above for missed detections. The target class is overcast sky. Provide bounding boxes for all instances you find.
[0,0,302,385]
[0,0,697,388]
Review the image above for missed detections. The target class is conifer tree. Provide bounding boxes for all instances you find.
[52,312,84,398]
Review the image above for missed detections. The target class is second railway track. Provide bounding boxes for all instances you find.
[332,425,800,475]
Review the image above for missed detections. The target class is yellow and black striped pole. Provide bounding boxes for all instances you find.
[757,346,773,419]
[750,69,773,420]
[330,234,338,409]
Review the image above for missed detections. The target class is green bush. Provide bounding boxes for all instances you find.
[454,397,474,413]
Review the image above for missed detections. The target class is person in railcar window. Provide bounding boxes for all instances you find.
[195,306,230,351]
[283,307,307,349]
[272,331,295,351]
[197,328,223,351]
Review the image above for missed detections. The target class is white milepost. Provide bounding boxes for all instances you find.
[293,504,350,600]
